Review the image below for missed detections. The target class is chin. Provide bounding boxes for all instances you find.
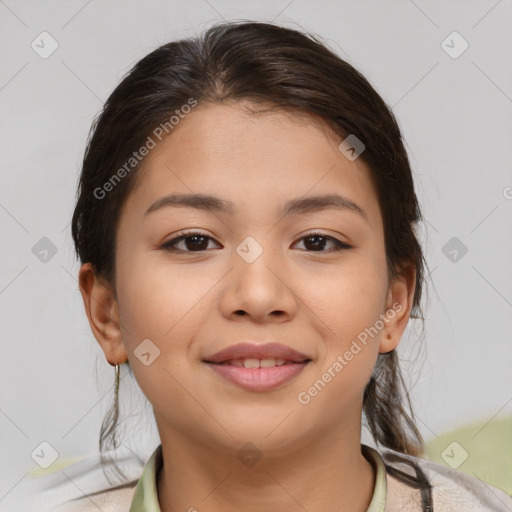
[212,412,312,454]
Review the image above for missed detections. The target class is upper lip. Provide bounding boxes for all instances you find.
[204,342,311,364]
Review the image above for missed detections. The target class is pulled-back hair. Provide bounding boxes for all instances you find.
[71,20,426,484]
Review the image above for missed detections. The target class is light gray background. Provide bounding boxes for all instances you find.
[1,1,511,510]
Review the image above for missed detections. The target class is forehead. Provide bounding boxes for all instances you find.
[125,101,382,226]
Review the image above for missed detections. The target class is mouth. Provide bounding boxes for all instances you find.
[212,357,307,368]
[203,342,312,392]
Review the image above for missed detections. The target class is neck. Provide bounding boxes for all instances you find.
[155,417,375,512]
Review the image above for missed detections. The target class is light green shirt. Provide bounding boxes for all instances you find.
[128,443,387,512]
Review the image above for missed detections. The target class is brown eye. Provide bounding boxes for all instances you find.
[161,232,220,252]
[293,232,352,252]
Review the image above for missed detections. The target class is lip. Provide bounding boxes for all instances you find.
[206,362,309,392]
[203,342,311,392]
[204,342,310,364]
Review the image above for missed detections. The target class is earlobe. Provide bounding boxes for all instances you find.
[379,328,397,354]
[379,266,416,354]
[78,263,128,365]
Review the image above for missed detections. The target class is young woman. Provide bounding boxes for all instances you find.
[59,20,512,512]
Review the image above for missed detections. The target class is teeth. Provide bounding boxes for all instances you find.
[227,358,289,368]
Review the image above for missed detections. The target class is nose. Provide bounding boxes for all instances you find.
[219,244,298,324]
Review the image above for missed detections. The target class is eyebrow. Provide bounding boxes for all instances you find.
[144,193,369,223]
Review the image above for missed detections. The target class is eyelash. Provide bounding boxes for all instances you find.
[160,230,352,253]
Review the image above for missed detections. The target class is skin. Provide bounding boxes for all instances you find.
[79,100,415,512]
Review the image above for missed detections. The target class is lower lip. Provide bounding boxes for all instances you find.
[205,362,309,392]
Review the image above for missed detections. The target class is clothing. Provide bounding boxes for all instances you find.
[46,444,512,511]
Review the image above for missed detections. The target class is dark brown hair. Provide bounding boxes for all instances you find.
[71,20,427,485]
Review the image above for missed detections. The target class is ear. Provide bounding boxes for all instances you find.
[78,262,128,365]
[379,264,416,353]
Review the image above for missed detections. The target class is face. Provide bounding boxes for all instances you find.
[81,101,413,458]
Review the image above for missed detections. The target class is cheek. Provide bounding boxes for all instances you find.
[115,249,213,341]
[296,261,387,414]
[296,350,377,427]
[303,251,389,343]
[114,248,231,405]
[299,252,387,399]
[114,252,214,411]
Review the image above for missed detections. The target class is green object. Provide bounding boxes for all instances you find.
[424,415,512,497]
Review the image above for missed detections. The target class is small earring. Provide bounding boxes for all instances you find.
[114,363,120,399]
[386,332,391,340]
